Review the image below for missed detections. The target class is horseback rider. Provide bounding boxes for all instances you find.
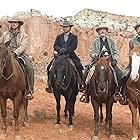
[80,24,126,104]
[0,16,34,100]
[129,23,140,50]
[45,20,84,93]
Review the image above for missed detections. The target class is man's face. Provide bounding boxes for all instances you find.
[10,21,19,30]
[136,26,140,36]
[62,26,71,33]
[98,28,108,37]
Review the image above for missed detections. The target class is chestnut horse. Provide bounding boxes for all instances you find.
[126,46,140,140]
[88,56,116,140]
[0,42,28,138]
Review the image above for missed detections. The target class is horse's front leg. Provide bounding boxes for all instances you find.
[13,93,22,136]
[129,100,139,140]
[54,93,61,126]
[91,98,99,140]
[106,97,116,139]
[0,98,7,135]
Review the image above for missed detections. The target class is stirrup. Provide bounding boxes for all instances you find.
[25,92,33,100]
[114,93,122,101]
[119,97,129,105]
[80,94,89,103]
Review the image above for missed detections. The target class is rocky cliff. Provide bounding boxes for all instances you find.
[1,9,139,82]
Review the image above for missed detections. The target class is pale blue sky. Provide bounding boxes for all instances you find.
[1,0,140,17]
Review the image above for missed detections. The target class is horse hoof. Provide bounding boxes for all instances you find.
[15,135,21,140]
[0,134,6,140]
[55,124,60,128]
[109,134,116,140]
[91,135,99,140]
[69,125,74,131]
[131,136,138,140]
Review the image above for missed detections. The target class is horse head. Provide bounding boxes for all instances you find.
[94,56,111,96]
[52,54,70,90]
[129,46,140,82]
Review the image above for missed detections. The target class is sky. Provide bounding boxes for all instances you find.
[1,0,140,18]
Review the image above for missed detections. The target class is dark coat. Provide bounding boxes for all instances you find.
[54,32,80,60]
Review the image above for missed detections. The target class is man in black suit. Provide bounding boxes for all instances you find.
[46,20,83,92]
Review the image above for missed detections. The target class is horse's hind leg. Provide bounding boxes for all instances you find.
[23,98,28,122]
[0,98,7,134]
[99,104,103,123]
[129,101,139,140]
[64,97,68,117]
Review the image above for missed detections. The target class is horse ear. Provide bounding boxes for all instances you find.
[5,40,11,48]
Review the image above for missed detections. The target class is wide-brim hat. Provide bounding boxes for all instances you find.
[96,24,109,33]
[60,20,73,27]
[134,23,140,30]
[8,16,24,26]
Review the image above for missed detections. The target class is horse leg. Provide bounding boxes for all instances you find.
[23,97,28,124]
[99,104,103,123]
[91,99,99,140]
[68,99,74,128]
[106,97,115,139]
[64,96,68,117]
[129,101,138,140]
[13,93,22,136]
[0,98,7,134]
[54,93,61,126]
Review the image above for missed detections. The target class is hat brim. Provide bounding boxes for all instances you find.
[96,27,108,32]
[8,20,24,26]
[134,24,140,30]
[60,24,73,27]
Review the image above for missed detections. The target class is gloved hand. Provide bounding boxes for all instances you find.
[111,60,117,67]
[59,48,67,55]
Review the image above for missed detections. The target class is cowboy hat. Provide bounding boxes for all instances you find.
[60,20,73,27]
[8,16,24,26]
[134,23,140,30]
[96,24,109,32]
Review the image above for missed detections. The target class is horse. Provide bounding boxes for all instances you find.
[88,56,116,140]
[126,46,140,140]
[49,54,79,128]
[0,42,28,138]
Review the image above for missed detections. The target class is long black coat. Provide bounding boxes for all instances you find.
[54,32,80,60]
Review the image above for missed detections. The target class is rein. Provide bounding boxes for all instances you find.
[1,48,13,81]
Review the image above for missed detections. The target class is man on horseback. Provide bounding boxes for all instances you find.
[0,16,34,100]
[80,24,126,104]
[45,20,84,93]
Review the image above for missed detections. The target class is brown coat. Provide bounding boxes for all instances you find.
[0,29,29,56]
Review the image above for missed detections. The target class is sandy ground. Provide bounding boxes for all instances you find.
[0,81,135,140]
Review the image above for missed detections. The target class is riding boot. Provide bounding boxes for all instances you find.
[25,67,34,100]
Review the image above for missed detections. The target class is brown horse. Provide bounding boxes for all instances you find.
[0,42,28,138]
[88,56,116,140]
[126,47,140,140]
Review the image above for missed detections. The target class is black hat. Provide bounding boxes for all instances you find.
[60,20,73,27]
[134,23,140,30]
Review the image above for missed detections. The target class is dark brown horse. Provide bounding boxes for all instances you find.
[49,54,78,128]
[88,56,116,140]
[126,47,140,140]
[0,42,28,139]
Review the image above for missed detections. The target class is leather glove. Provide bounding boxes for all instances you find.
[59,48,67,55]
[111,60,117,67]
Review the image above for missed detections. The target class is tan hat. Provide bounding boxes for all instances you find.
[8,16,24,26]
[134,23,140,30]
[96,24,109,32]
[60,20,73,27]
